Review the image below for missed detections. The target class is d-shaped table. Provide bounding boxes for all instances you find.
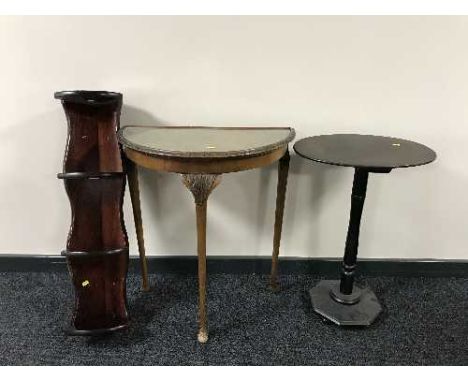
[118,126,295,342]
[294,134,436,326]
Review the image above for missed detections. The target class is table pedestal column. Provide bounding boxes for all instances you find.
[182,174,221,343]
[310,168,382,326]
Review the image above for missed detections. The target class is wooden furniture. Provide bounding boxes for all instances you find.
[56,90,130,335]
[118,126,295,343]
[294,134,436,326]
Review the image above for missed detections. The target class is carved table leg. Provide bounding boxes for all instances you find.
[309,168,382,326]
[182,174,221,343]
[270,149,290,290]
[126,159,150,292]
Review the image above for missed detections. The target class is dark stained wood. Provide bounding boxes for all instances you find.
[294,134,436,170]
[270,149,291,290]
[66,251,129,333]
[64,176,127,251]
[57,91,123,173]
[56,90,130,334]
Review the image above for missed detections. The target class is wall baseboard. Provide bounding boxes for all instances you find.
[0,255,467,277]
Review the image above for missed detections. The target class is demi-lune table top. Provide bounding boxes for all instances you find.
[118,126,295,159]
[294,134,436,170]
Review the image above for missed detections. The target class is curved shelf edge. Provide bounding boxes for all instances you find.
[66,323,129,336]
[57,172,125,180]
[61,248,128,257]
[54,90,122,106]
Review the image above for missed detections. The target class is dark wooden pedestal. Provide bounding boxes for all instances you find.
[309,168,383,326]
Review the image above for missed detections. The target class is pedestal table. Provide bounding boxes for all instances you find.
[294,134,436,325]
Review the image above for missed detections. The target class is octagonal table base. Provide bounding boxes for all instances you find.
[309,280,382,326]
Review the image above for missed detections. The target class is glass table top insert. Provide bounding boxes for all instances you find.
[118,126,295,158]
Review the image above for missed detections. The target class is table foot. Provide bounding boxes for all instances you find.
[198,329,209,343]
[309,280,382,326]
[269,281,280,292]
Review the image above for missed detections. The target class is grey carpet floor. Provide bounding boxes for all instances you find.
[0,272,466,365]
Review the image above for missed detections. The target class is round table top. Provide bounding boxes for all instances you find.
[293,134,436,170]
[118,126,295,159]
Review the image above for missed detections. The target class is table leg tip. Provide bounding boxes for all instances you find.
[269,281,280,292]
[141,280,150,292]
[197,330,208,343]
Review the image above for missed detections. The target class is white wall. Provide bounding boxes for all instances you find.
[0,16,466,259]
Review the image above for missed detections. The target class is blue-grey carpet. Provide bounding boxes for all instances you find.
[0,272,466,365]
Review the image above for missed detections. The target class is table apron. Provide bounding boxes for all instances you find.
[123,146,287,174]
